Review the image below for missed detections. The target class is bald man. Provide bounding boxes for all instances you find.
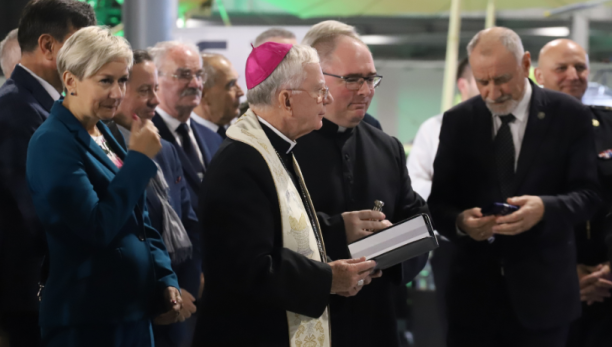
[429,27,601,347]
[192,53,244,138]
[535,39,589,100]
[537,39,612,347]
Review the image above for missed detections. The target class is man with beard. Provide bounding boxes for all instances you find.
[428,27,601,346]
[294,20,429,347]
[192,53,244,139]
[535,38,612,347]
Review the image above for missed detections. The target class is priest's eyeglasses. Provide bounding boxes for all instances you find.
[290,86,330,104]
[159,69,206,83]
[323,72,383,90]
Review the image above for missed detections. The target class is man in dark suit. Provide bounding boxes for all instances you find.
[0,1,95,345]
[297,20,428,347]
[429,27,602,346]
[148,41,222,209]
[111,50,200,347]
[535,38,612,347]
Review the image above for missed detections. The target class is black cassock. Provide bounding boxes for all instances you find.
[192,122,332,347]
[293,118,429,347]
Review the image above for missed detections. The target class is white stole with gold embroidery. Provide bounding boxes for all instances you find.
[226,109,331,347]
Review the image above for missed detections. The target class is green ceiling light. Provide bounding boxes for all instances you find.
[216,0,232,26]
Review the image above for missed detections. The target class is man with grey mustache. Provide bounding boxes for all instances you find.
[148,42,223,346]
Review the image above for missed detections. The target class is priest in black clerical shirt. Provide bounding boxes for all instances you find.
[296,20,429,347]
[193,42,381,347]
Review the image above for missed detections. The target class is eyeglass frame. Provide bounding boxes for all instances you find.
[159,68,206,83]
[323,72,383,90]
[288,86,330,104]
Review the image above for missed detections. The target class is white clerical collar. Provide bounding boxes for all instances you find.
[19,64,61,101]
[257,115,297,154]
[191,114,219,132]
[337,125,347,133]
[156,106,185,132]
[493,78,532,122]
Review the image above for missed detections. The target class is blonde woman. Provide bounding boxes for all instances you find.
[26,26,181,347]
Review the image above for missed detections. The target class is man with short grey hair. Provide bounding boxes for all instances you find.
[294,20,429,347]
[254,27,297,47]
[192,53,244,138]
[429,27,601,346]
[0,29,20,79]
[192,42,377,347]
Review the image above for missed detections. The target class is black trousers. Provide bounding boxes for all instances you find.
[0,310,40,347]
[447,282,569,347]
[430,239,457,337]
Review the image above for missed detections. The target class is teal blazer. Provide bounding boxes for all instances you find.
[27,100,178,327]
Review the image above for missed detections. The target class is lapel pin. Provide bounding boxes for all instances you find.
[537,112,545,120]
[593,119,600,127]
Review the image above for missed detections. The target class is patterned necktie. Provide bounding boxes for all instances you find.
[176,123,205,177]
[217,126,226,139]
[495,114,516,200]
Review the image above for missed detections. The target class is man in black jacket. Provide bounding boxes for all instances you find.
[295,20,429,347]
[0,1,95,345]
[429,27,601,346]
[535,38,612,347]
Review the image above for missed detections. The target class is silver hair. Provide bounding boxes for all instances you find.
[57,26,133,83]
[302,20,364,66]
[247,44,319,106]
[467,27,525,64]
[254,28,296,47]
[148,41,202,72]
[0,29,20,76]
[201,52,225,89]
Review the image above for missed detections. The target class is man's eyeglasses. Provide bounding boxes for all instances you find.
[290,86,330,104]
[323,72,382,91]
[160,69,206,83]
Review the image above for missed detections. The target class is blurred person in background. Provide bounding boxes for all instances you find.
[192,53,244,139]
[407,57,479,338]
[295,20,429,347]
[429,27,601,347]
[253,27,297,47]
[0,1,96,345]
[0,29,20,80]
[27,26,181,347]
[535,38,612,347]
[111,50,200,347]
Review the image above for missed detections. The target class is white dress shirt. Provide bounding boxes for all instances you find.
[257,115,296,154]
[156,106,204,165]
[19,64,61,101]
[407,114,443,201]
[491,79,532,171]
[191,114,219,133]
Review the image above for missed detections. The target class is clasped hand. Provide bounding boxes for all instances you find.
[457,196,545,241]
[578,263,612,305]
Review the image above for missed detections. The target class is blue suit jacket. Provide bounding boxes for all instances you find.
[0,65,53,312]
[152,113,222,209]
[27,100,178,327]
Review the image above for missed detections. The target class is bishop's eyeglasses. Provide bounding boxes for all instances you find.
[323,72,383,91]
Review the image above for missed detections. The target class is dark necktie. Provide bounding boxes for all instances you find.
[176,123,205,178]
[495,114,516,199]
[217,126,226,139]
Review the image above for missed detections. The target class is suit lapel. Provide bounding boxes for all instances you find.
[153,113,201,190]
[12,65,55,114]
[190,119,212,166]
[514,83,552,194]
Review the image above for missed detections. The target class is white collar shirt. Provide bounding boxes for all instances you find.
[191,114,219,133]
[491,78,532,171]
[19,64,61,101]
[257,116,297,154]
[156,106,204,165]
